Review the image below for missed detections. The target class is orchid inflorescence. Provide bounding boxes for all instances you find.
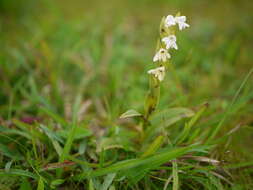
[120,13,190,128]
[148,14,189,82]
[142,13,189,119]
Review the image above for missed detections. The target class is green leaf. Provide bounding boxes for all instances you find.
[39,106,68,127]
[109,186,116,190]
[0,143,23,160]
[5,160,13,172]
[78,139,87,155]
[11,119,32,138]
[39,124,63,156]
[119,109,142,119]
[0,125,31,140]
[52,140,63,156]
[144,107,195,142]
[89,179,95,190]
[37,177,44,190]
[101,173,116,190]
[176,103,208,144]
[50,179,65,189]
[57,94,82,177]
[150,107,195,128]
[39,124,63,143]
[206,68,253,143]
[59,127,92,140]
[19,177,32,190]
[0,169,38,179]
[141,135,164,158]
[88,145,198,178]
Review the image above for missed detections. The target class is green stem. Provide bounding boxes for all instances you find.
[144,77,160,126]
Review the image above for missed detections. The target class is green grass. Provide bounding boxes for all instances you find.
[1,0,253,189]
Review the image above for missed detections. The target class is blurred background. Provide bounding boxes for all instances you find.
[0,0,253,185]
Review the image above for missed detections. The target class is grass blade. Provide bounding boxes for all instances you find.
[176,103,208,144]
[88,145,198,178]
[141,135,164,158]
[37,177,45,190]
[101,173,116,190]
[206,67,253,143]
[0,169,38,179]
[39,107,68,127]
[57,94,82,177]
[19,177,33,190]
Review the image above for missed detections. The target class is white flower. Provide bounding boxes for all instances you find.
[164,15,176,27]
[147,66,166,81]
[153,48,171,62]
[162,35,178,50]
[175,16,190,30]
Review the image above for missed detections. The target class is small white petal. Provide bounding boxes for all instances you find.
[162,35,178,50]
[164,15,176,27]
[147,66,166,81]
[153,48,171,62]
[176,16,186,22]
[175,16,190,30]
[153,53,159,62]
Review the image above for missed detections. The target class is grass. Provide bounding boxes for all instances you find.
[1,0,253,189]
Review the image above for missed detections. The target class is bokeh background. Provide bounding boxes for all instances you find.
[1,0,253,187]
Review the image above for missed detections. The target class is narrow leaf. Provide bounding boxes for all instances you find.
[101,173,116,190]
[39,107,68,127]
[120,109,142,119]
[50,179,65,189]
[5,160,13,172]
[150,107,195,128]
[19,177,32,190]
[88,145,198,178]
[0,143,23,160]
[176,103,208,144]
[0,169,38,179]
[141,135,164,158]
[37,177,44,190]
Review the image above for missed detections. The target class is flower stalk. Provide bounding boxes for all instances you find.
[120,13,190,134]
[143,13,189,125]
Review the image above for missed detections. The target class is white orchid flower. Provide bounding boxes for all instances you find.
[153,48,171,62]
[147,66,166,81]
[164,15,176,27]
[175,16,190,30]
[162,35,178,50]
